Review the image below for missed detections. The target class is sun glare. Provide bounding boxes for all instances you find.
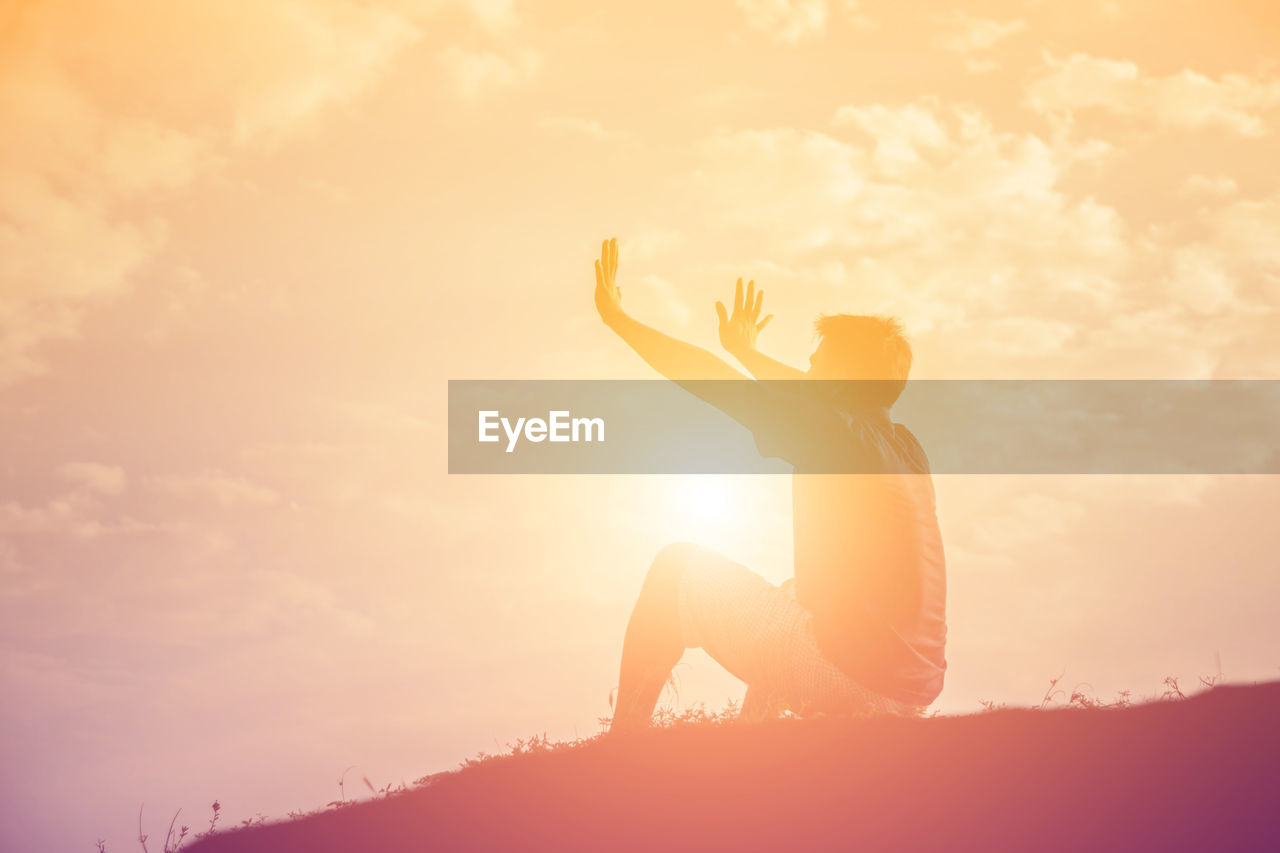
[671,477,737,530]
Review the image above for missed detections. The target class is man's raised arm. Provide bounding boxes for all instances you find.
[594,238,745,382]
[593,238,844,458]
[715,278,806,381]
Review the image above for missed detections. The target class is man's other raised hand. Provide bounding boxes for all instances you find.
[716,277,773,358]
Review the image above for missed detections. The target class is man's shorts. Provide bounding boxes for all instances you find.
[675,544,924,720]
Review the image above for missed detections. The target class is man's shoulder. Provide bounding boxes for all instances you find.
[889,421,931,474]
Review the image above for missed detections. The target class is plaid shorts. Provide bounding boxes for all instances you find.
[675,545,924,720]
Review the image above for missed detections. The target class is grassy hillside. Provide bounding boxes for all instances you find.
[186,682,1280,852]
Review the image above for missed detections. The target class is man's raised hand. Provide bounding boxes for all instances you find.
[594,237,624,327]
[716,278,773,357]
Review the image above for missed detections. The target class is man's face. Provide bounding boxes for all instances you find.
[807,339,843,379]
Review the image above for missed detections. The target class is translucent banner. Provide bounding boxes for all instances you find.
[447,380,1280,474]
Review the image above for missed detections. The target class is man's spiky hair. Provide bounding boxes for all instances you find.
[813,314,913,407]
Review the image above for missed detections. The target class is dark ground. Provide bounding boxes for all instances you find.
[188,682,1280,852]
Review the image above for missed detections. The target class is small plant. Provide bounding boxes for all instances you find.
[132,805,191,853]
[1038,667,1067,709]
[1027,670,1223,712]
[651,700,741,729]
[1068,688,1103,709]
[360,775,407,799]
[193,801,221,842]
[162,811,188,853]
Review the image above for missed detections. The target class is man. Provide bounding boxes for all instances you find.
[593,237,946,731]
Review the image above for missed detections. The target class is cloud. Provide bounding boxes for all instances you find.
[1112,188,1280,334]
[538,114,625,141]
[148,469,280,508]
[832,102,949,176]
[413,0,523,32]
[735,0,829,43]
[219,569,375,638]
[1028,53,1280,137]
[457,0,521,31]
[0,540,24,576]
[934,13,1026,54]
[678,102,1138,364]
[690,127,865,252]
[0,496,86,538]
[0,0,426,387]
[673,88,1280,375]
[962,57,1001,75]
[228,2,420,145]
[1210,191,1280,274]
[1184,189,1280,317]
[436,45,541,99]
[0,462,137,538]
[625,225,684,262]
[0,488,109,539]
[1178,174,1238,198]
[698,100,1123,264]
[56,462,127,496]
[636,273,694,327]
[1163,244,1238,315]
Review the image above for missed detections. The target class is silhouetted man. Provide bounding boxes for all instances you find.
[593,238,946,731]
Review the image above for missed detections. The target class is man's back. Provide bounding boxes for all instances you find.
[791,422,947,706]
[751,398,948,706]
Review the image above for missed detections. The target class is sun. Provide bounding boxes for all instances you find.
[670,476,738,530]
[647,476,785,555]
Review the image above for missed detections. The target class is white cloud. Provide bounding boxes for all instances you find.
[679,102,1139,362]
[704,101,1124,265]
[934,13,1026,54]
[1196,190,1280,307]
[736,0,828,43]
[0,489,108,539]
[679,99,1280,374]
[436,45,540,99]
[0,0,426,387]
[227,569,375,637]
[149,469,280,508]
[832,102,949,176]
[636,274,694,327]
[452,0,521,31]
[538,114,624,141]
[229,2,420,145]
[56,462,128,496]
[1164,245,1238,315]
[963,57,1001,75]
[1212,192,1280,267]
[0,462,139,538]
[1028,53,1280,137]
[691,127,865,252]
[685,84,1280,372]
[1178,174,1238,198]
[625,225,684,262]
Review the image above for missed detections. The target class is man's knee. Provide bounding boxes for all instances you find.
[643,542,700,594]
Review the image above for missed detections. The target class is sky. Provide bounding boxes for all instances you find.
[2,0,1279,849]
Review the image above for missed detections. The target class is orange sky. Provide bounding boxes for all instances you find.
[2,1,1279,849]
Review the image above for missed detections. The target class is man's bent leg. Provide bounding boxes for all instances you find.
[611,543,698,733]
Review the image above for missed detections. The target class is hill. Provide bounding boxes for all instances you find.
[188,682,1280,852]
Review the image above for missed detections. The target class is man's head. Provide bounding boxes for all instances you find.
[807,314,912,408]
